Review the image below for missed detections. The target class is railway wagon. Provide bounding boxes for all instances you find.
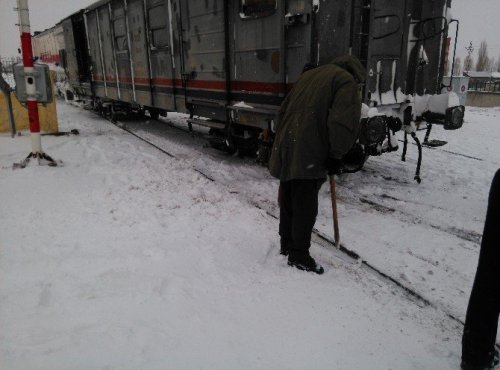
[52,0,464,178]
[32,23,65,65]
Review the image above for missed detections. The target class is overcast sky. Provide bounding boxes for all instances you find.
[0,0,499,64]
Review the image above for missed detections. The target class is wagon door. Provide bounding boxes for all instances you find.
[85,5,119,100]
[85,9,107,99]
[145,0,176,111]
[174,0,228,119]
[314,0,354,64]
[97,4,119,100]
[285,0,314,84]
[126,0,152,107]
[409,0,450,96]
[232,0,284,107]
[110,0,134,103]
[61,19,79,87]
[62,13,92,97]
[364,0,408,106]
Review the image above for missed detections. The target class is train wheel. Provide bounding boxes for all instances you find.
[256,129,272,164]
[98,103,106,118]
[148,108,160,120]
[110,104,118,122]
[341,143,369,173]
[208,128,237,155]
[256,140,272,164]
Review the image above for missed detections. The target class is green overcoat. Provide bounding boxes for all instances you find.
[269,55,366,181]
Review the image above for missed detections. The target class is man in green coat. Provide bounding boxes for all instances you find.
[269,55,366,274]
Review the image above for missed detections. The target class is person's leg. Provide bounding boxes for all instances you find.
[462,169,500,368]
[289,179,322,254]
[279,181,293,255]
[287,179,324,273]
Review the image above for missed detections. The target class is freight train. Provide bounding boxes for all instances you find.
[33,0,464,181]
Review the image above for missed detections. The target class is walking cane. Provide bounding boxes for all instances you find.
[329,175,340,248]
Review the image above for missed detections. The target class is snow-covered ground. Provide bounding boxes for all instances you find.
[1,101,499,369]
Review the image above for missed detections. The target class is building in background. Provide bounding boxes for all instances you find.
[465,71,500,92]
[463,71,500,107]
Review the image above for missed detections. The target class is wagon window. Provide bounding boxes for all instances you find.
[148,5,169,48]
[240,0,277,19]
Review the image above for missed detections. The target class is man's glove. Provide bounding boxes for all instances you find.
[326,158,343,176]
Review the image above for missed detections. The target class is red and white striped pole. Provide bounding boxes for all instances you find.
[15,0,56,167]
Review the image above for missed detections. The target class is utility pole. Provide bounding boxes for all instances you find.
[14,0,57,168]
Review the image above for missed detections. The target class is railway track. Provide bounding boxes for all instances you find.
[400,139,485,162]
[357,197,482,246]
[99,110,498,348]
[190,163,477,330]
[105,113,489,338]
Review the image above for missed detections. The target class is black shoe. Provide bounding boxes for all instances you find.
[288,254,324,275]
[461,350,499,370]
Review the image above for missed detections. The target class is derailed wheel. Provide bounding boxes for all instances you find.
[208,128,237,154]
[110,104,118,122]
[148,108,160,120]
[341,143,369,173]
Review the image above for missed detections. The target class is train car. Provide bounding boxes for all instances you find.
[32,11,92,98]
[32,23,65,65]
[58,0,465,179]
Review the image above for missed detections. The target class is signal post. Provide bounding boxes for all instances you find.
[15,0,57,168]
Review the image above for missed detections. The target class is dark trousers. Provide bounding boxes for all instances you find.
[279,179,324,257]
[462,169,500,366]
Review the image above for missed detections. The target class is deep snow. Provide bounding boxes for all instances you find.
[1,101,499,369]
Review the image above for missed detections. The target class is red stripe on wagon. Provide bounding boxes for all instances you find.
[93,76,290,95]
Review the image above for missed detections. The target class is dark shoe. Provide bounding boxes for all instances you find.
[461,349,499,370]
[288,254,324,275]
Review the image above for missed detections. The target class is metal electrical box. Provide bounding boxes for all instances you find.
[13,63,53,103]
[442,76,470,107]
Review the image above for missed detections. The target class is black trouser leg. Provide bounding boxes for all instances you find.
[279,181,293,251]
[462,169,500,366]
[290,179,322,256]
[279,179,323,258]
